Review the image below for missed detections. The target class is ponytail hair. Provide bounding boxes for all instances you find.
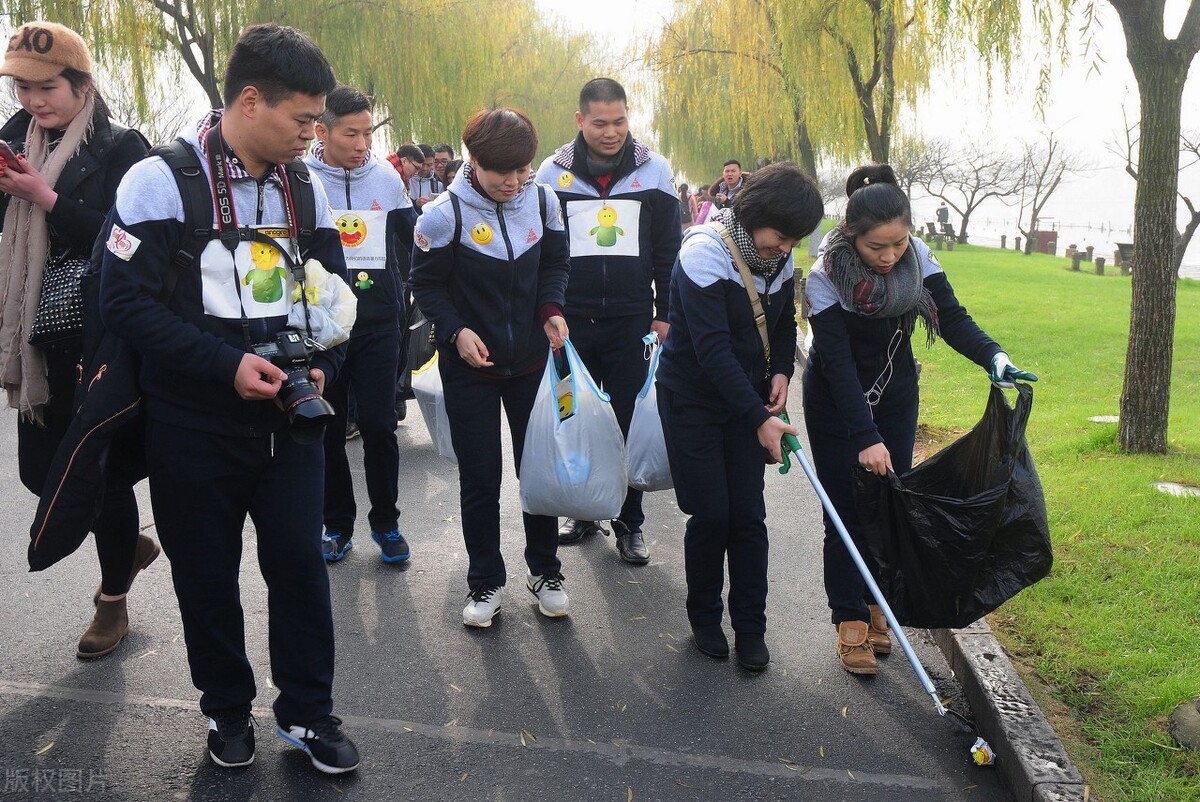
[843,163,910,237]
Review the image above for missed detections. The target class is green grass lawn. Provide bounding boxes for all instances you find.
[837,243,1200,801]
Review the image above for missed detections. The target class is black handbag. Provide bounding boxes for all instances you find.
[28,251,89,346]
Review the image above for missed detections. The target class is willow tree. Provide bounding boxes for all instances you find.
[1106,0,1200,453]
[0,0,595,157]
[645,0,935,180]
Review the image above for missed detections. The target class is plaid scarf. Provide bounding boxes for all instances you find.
[710,207,786,284]
[823,223,939,346]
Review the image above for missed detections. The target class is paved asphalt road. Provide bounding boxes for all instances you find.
[0,376,1012,801]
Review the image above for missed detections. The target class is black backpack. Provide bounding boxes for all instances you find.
[151,137,318,278]
[29,141,319,573]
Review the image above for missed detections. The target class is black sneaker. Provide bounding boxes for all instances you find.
[322,532,354,563]
[345,422,361,441]
[208,708,255,768]
[277,715,360,774]
[371,528,411,563]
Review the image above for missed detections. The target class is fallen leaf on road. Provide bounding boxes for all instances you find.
[522,729,537,742]
[403,726,413,732]
[35,741,54,756]
[847,770,855,779]
[519,731,527,747]
[627,787,633,802]
[665,644,679,652]
[449,684,462,693]
[630,616,647,621]
[819,745,825,758]
[841,706,848,718]
[444,718,458,727]
[460,773,468,782]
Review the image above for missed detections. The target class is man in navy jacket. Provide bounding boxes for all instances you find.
[99,24,359,775]
[536,78,682,565]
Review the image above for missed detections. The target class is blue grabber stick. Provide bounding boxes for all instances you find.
[776,411,948,717]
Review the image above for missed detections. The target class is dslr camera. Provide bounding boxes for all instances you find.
[252,329,334,443]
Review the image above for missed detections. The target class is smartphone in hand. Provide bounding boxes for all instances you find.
[0,140,25,171]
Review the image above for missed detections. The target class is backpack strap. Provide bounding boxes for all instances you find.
[448,192,463,255]
[149,137,213,299]
[537,184,548,229]
[282,159,317,260]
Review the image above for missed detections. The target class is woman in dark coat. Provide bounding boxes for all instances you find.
[0,21,153,658]
[657,162,823,671]
[803,164,1037,675]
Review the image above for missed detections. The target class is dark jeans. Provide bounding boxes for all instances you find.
[565,313,651,530]
[17,344,139,596]
[440,361,559,589]
[323,328,401,536]
[802,375,918,625]
[658,386,769,635]
[146,421,334,725]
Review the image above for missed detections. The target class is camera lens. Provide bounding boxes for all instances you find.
[278,366,334,443]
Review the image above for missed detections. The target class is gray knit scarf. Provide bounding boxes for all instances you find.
[822,223,939,346]
[710,207,786,284]
[0,95,96,422]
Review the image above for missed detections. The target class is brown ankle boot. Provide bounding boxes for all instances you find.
[93,534,162,605]
[867,605,893,655]
[77,598,129,659]
[837,620,878,675]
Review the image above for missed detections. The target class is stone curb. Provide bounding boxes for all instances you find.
[931,621,1088,802]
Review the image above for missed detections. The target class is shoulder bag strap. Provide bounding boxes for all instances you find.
[712,221,771,365]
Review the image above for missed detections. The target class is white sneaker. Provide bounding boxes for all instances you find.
[463,585,504,628]
[526,572,569,618]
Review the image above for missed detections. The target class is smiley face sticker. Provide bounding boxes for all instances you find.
[336,213,367,247]
[470,222,494,246]
[557,172,575,189]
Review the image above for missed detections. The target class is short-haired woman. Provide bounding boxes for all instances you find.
[804,164,1036,675]
[411,108,571,629]
[0,21,152,659]
[657,162,823,671]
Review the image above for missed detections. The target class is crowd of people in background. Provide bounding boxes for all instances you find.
[0,16,1038,782]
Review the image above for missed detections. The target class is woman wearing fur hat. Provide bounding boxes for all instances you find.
[0,21,152,659]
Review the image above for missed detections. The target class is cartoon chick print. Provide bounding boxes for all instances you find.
[590,206,624,247]
[244,241,288,303]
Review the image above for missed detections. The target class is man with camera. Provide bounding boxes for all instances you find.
[99,24,359,774]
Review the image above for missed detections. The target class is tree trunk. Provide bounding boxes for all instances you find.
[1119,53,1186,453]
[959,209,971,243]
[796,119,817,181]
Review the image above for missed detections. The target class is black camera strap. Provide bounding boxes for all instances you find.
[204,122,316,351]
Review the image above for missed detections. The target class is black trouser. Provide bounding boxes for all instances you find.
[564,312,651,530]
[146,421,334,725]
[323,328,401,536]
[802,376,918,625]
[17,344,139,596]
[658,386,769,635]
[440,362,559,589]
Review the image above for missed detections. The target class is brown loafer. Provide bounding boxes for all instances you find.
[837,620,878,675]
[867,605,893,655]
[77,598,129,659]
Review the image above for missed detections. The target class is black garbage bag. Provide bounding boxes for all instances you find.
[853,382,1052,628]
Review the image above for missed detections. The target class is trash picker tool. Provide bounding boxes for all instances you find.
[777,412,947,717]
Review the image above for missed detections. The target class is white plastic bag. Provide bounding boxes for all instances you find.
[626,336,673,491]
[519,340,627,519]
[288,258,359,348]
[411,352,457,463]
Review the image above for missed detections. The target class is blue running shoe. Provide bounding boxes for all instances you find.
[322,533,353,563]
[371,528,410,563]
